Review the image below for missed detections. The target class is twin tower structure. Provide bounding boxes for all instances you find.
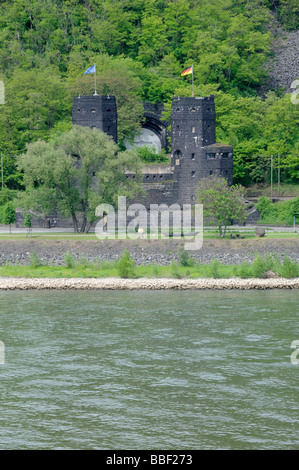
[72,94,233,207]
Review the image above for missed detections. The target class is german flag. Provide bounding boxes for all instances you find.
[181,66,193,77]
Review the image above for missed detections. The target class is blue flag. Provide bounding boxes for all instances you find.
[85,65,96,75]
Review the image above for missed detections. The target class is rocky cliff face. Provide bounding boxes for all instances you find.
[264,15,299,93]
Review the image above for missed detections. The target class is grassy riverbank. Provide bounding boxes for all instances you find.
[0,230,298,241]
[1,251,298,279]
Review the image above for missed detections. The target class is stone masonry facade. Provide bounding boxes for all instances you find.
[72,94,233,208]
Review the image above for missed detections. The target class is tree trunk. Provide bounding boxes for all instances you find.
[71,212,79,233]
[80,213,87,234]
[85,221,92,234]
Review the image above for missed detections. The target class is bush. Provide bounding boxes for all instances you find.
[78,256,90,268]
[152,262,160,277]
[209,258,221,278]
[117,249,136,278]
[2,202,16,232]
[238,261,252,278]
[136,146,169,164]
[178,247,195,267]
[251,253,267,278]
[256,197,299,226]
[170,261,183,279]
[279,256,298,278]
[64,252,76,269]
[29,250,43,268]
[256,196,272,218]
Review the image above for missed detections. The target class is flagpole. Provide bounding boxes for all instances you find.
[192,65,194,97]
[94,64,97,96]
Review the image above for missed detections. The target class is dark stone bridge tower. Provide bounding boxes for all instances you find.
[72,95,118,143]
[71,94,233,208]
[171,95,233,205]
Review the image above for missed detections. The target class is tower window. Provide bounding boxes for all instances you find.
[77,108,81,112]
[192,171,195,177]
[191,153,195,160]
[209,171,213,175]
[91,109,96,113]
[176,107,181,112]
[107,126,111,131]
[191,126,196,133]
[106,108,111,112]
[207,153,216,159]
[190,107,197,112]
[173,150,182,159]
[222,153,228,158]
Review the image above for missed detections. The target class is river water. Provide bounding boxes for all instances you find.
[0,289,298,450]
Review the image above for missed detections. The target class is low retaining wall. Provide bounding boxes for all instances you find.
[0,277,298,290]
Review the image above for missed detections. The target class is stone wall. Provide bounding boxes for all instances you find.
[72,95,118,143]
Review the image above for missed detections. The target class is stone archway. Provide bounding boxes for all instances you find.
[125,102,170,153]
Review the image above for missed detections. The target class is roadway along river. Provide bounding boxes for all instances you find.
[0,289,298,450]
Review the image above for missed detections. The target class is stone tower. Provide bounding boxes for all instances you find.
[72,95,118,143]
[171,95,233,205]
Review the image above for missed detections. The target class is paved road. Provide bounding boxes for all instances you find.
[0,225,297,234]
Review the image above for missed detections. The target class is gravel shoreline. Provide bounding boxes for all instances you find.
[0,238,298,266]
[0,277,298,290]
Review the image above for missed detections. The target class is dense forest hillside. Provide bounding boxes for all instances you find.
[0,0,298,189]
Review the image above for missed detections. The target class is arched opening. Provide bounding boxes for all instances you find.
[125,128,162,153]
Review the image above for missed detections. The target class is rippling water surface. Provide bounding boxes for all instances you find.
[0,289,298,449]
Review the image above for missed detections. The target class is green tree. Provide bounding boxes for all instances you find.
[196,175,247,237]
[117,249,136,278]
[17,125,143,232]
[3,201,16,233]
[24,212,32,236]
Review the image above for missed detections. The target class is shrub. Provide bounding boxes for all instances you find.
[257,197,299,226]
[64,252,76,269]
[178,247,195,267]
[209,258,221,278]
[136,146,169,164]
[29,250,43,268]
[152,262,160,277]
[251,253,267,278]
[170,261,183,279]
[238,261,252,278]
[117,249,136,278]
[280,256,298,278]
[3,202,16,233]
[256,196,272,219]
[24,213,32,236]
[78,256,90,268]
